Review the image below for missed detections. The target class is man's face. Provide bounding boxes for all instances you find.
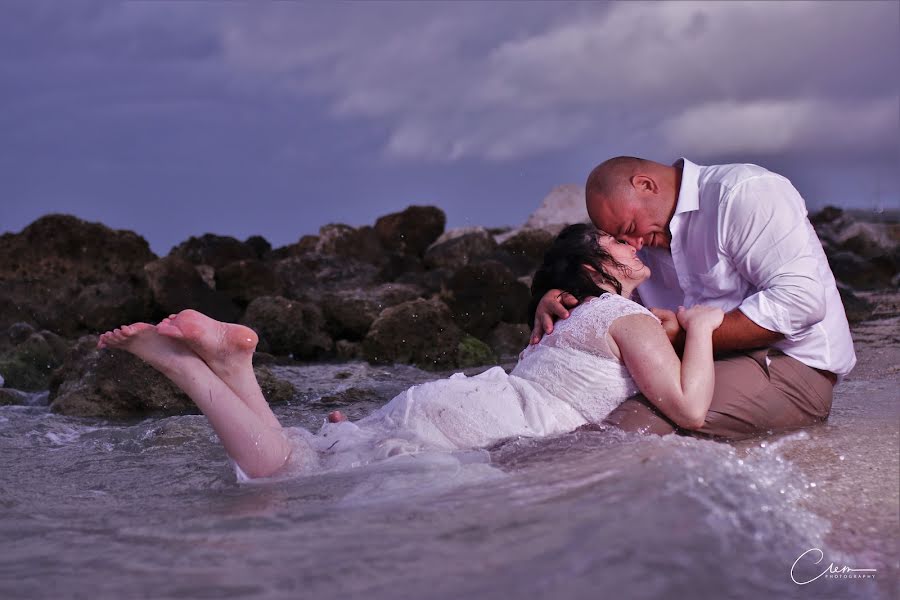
[587,194,670,250]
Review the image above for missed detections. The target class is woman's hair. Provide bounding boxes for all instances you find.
[527,223,627,327]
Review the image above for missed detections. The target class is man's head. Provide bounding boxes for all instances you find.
[585,156,679,250]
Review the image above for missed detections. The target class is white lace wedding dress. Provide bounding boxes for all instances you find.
[255,293,659,478]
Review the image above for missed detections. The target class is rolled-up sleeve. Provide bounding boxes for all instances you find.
[721,176,826,340]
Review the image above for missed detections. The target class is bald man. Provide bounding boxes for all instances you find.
[532,157,856,439]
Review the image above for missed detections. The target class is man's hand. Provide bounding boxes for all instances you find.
[530,289,580,344]
[650,307,685,352]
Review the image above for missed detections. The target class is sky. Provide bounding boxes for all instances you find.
[1,1,898,255]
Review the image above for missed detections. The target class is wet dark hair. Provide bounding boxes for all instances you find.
[528,223,627,327]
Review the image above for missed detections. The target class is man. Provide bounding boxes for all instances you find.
[531,156,856,439]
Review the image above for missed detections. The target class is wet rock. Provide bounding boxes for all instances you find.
[321,283,423,340]
[143,256,241,322]
[444,260,531,339]
[457,335,497,368]
[363,298,464,370]
[524,184,588,229]
[827,251,896,291]
[374,205,446,257]
[377,252,425,283]
[0,214,155,336]
[48,336,295,419]
[316,224,386,265]
[269,235,319,260]
[0,330,70,391]
[245,235,272,259]
[215,259,283,308]
[487,322,531,359]
[242,296,333,359]
[0,388,30,406]
[498,228,555,265]
[275,254,380,298]
[424,228,498,271]
[334,340,362,361]
[838,285,875,323]
[169,233,257,269]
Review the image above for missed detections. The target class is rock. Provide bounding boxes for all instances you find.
[334,340,363,361]
[424,228,498,271]
[0,388,30,406]
[827,251,896,290]
[456,335,497,368]
[487,322,531,359]
[245,235,272,259]
[0,214,155,336]
[48,336,294,419]
[444,260,531,338]
[143,256,241,322]
[316,224,386,265]
[377,252,425,283]
[215,259,283,308]
[363,298,464,370]
[0,330,70,391]
[838,285,875,323]
[498,228,556,264]
[374,206,446,257]
[524,184,588,229]
[321,283,423,340]
[242,296,333,359]
[169,233,257,269]
[275,254,381,298]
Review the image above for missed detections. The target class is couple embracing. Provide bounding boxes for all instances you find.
[98,156,855,479]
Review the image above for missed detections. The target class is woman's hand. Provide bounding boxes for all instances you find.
[530,289,580,344]
[676,305,725,332]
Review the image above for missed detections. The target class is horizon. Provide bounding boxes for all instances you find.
[1,1,898,255]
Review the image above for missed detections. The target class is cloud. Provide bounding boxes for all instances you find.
[212,1,899,164]
[660,97,900,158]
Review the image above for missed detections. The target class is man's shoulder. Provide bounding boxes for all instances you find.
[700,162,786,193]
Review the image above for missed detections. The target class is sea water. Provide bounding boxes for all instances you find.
[0,325,896,599]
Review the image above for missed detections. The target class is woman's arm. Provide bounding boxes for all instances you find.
[608,306,724,430]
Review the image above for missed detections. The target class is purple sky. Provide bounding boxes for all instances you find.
[1,1,898,255]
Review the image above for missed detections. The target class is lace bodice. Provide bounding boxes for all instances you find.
[510,294,659,423]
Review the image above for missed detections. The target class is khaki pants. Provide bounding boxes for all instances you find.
[603,349,834,440]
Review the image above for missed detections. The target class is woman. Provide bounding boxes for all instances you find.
[97,224,723,480]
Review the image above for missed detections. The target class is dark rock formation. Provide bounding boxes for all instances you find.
[321,283,423,340]
[143,256,241,322]
[168,233,257,269]
[242,296,333,358]
[0,329,69,391]
[363,298,465,370]
[215,259,284,308]
[375,206,446,257]
[48,336,294,419]
[423,228,498,271]
[0,214,155,336]
[444,260,531,339]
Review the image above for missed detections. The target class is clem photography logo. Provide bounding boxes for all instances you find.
[790,548,877,585]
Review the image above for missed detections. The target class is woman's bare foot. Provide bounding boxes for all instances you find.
[157,309,280,430]
[328,410,348,423]
[97,323,199,376]
[157,309,258,375]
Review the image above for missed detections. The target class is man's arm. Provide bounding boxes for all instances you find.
[653,307,783,355]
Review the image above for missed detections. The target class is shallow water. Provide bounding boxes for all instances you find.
[1,320,897,599]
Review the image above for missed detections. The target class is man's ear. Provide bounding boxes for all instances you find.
[631,175,658,194]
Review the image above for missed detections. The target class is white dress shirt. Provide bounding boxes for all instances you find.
[637,158,857,378]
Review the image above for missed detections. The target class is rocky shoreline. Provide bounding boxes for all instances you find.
[1,189,897,419]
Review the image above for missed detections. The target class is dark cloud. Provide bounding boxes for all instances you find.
[0,1,897,254]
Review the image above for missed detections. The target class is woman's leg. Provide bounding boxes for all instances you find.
[156,310,281,430]
[98,323,292,479]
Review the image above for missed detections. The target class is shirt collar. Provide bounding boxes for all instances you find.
[673,158,701,215]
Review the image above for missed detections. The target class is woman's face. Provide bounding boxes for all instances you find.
[597,232,649,283]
